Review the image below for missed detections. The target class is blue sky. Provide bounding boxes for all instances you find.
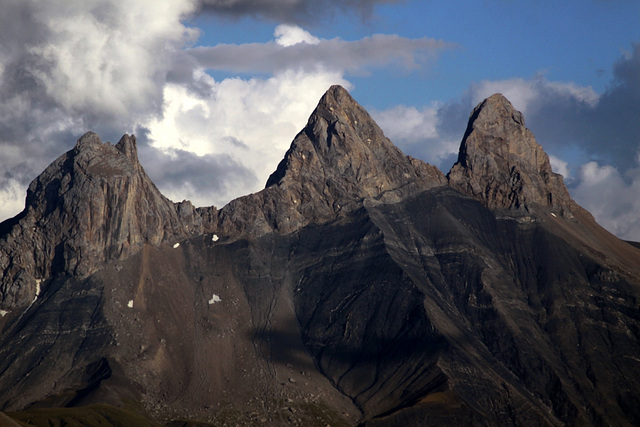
[0,0,639,238]
[191,0,638,103]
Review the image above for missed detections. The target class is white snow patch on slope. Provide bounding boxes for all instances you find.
[0,310,9,317]
[32,279,42,303]
[127,300,134,308]
[173,242,180,248]
[212,234,219,242]
[208,294,221,304]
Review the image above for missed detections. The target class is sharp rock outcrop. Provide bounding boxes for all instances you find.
[0,132,204,314]
[448,94,579,215]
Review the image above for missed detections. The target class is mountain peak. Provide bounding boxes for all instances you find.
[73,131,103,150]
[266,85,445,198]
[214,85,447,237]
[0,132,203,313]
[448,93,575,214]
[72,132,140,169]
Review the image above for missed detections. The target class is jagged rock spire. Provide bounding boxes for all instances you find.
[0,132,203,313]
[447,94,575,214]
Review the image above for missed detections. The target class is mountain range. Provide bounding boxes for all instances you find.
[1,85,639,426]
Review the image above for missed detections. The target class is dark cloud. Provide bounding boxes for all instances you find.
[493,44,640,173]
[189,32,454,75]
[138,143,258,208]
[197,0,402,24]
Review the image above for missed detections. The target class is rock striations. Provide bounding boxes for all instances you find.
[1,86,640,427]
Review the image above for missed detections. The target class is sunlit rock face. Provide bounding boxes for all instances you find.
[1,86,639,427]
[448,93,577,215]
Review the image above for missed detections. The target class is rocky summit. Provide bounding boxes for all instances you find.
[1,86,639,426]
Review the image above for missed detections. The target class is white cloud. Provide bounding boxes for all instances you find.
[469,76,599,116]
[371,104,458,167]
[143,67,351,207]
[572,162,640,241]
[22,0,197,121]
[0,179,27,221]
[549,155,570,178]
[470,78,540,115]
[373,105,439,142]
[275,24,320,46]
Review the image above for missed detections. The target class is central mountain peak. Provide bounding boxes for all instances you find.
[217,85,446,236]
[448,93,576,214]
[266,85,445,204]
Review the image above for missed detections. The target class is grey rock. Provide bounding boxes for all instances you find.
[0,86,639,427]
[214,85,446,239]
[448,94,582,217]
[0,132,204,313]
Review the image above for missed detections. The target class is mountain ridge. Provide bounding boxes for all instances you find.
[1,85,639,426]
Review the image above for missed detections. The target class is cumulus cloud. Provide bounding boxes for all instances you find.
[197,0,401,23]
[549,155,570,178]
[138,144,256,209]
[274,24,321,46]
[143,67,351,206]
[0,0,198,220]
[371,104,459,168]
[572,162,640,241]
[189,25,453,75]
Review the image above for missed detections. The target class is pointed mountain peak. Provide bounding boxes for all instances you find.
[448,94,575,214]
[314,84,359,116]
[216,85,447,237]
[265,84,445,206]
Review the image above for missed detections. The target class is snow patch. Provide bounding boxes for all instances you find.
[173,242,180,248]
[127,300,134,308]
[0,310,9,317]
[551,213,557,217]
[33,279,42,303]
[208,294,221,304]
[212,234,219,242]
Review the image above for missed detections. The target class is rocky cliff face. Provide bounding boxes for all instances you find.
[1,87,639,427]
[0,133,207,315]
[448,94,578,215]
[214,85,445,238]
